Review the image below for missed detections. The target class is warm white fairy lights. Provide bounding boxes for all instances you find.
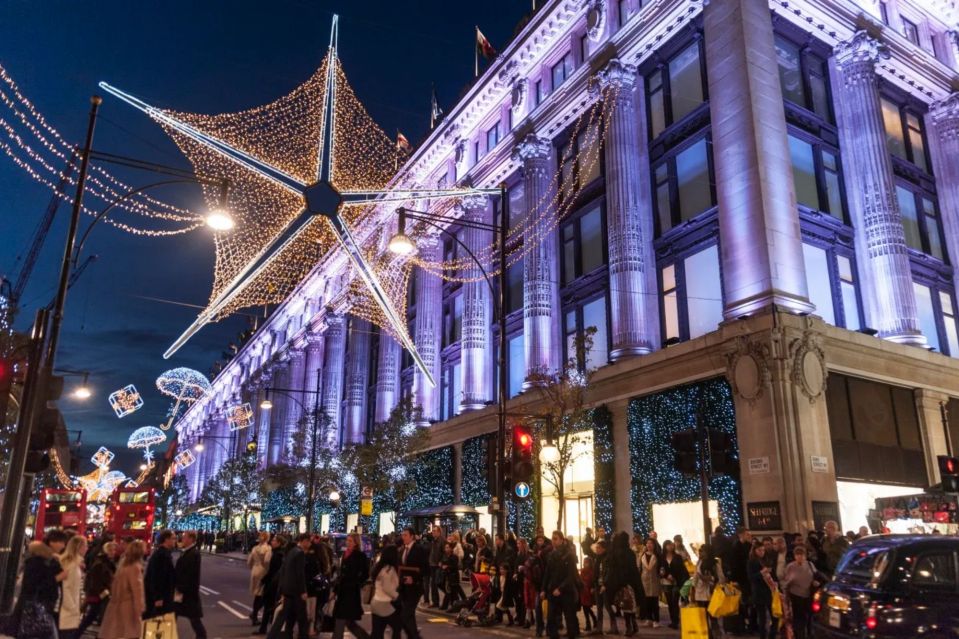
[108,384,144,418]
[156,367,211,430]
[127,425,167,463]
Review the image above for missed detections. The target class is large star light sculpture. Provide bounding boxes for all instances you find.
[100,16,497,387]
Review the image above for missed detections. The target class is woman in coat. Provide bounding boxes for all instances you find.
[638,538,661,627]
[247,531,272,625]
[332,533,371,639]
[693,544,726,639]
[659,539,690,629]
[747,543,776,639]
[16,541,64,639]
[98,540,146,639]
[607,532,641,636]
[256,534,286,635]
[58,535,88,639]
[370,544,401,639]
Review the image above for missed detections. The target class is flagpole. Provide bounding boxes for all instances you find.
[430,84,435,130]
[475,26,479,77]
[395,129,399,171]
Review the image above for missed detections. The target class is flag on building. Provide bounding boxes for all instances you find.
[430,85,444,130]
[396,130,411,155]
[475,26,497,76]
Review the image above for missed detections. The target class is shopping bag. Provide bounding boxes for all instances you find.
[680,606,709,639]
[771,590,783,618]
[541,596,548,618]
[707,584,741,618]
[141,612,178,639]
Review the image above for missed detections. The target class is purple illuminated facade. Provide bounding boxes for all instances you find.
[177,0,959,535]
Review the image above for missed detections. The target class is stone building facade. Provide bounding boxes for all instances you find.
[176,0,959,541]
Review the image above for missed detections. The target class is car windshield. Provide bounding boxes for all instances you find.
[834,546,891,588]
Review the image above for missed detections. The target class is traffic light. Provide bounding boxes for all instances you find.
[511,425,534,493]
[25,374,64,474]
[938,455,959,492]
[671,430,698,475]
[708,430,739,476]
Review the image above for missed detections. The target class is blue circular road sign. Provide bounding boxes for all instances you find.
[514,482,530,499]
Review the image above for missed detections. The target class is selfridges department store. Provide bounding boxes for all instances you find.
[175,0,959,544]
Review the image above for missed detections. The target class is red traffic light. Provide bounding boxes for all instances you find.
[938,455,959,477]
[518,432,532,448]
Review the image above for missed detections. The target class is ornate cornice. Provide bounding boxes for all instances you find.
[931,92,959,141]
[512,134,552,163]
[833,30,889,71]
[591,58,638,95]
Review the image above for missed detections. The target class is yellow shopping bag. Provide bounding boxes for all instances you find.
[141,613,178,639]
[771,590,783,618]
[707,584,741,618]
[681,606,709,639]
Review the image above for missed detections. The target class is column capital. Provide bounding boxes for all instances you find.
[288,347,306,363]
[460,193,489,212]
[591,58,638,95]
[512,134,551,163]
[931,92,959,140]
[305,329,325,349]
[834,30,889,76]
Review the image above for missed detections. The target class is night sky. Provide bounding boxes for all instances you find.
[0,0,529,472]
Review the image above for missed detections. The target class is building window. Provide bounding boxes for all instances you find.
[564,295,609,370]
[551,54,573,93]
[881,97,929,173]
[646,40,706,139]
[443,293,464,348]
[652,136,715,234]
[559,122,602,201]
[507,333,525,397]
[895,185,944,260]
[618,0,630,30]
[485,121,500,155]
[580,34,589,64]
[788,133,845,221]
[901,17,920,46]
[440,361,463,420]
[659,244,723,341]
[801,244,862,329]
[560,205,605,285]
[913,282,959,356]
[837,255,861,330]
[775,34,832,121]
[506,260,524,314]
[879,1,889,25]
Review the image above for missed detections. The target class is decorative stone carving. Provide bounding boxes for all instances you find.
[512,134,552,164]
[585,0,607,42]
[833,30,890,80]
[725,337,771,405]
[511,78,528,118]
[789,331,828,404]
[931,92,959,142]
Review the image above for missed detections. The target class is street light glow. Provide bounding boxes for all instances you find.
[205,208,235,231]
[139,464,147,471]
[72,385,92,400]
[387,232,416,256]
[194,443,205,452]
[329,489,340,502]
[539,443,560,464]
[260,398,273,410]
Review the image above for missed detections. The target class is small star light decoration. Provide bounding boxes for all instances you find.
[109,384,143,418]
[91,446,115,469]
[227,402,254,431]
[174,449,196,471]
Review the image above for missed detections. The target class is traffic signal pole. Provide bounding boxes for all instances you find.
[695,405,712,548]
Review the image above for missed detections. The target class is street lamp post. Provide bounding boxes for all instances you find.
[389,184,509,535]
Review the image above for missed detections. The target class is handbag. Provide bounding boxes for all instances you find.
[18,601,58,639]
[771,590,783,618]
[680,606,709,639]
[707,584,741,618]
[141,612,178,639]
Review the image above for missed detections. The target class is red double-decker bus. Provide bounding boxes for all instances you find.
[104,486,155,547]
[36,488,87,540]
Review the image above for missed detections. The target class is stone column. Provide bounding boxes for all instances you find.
[460,195,493,411]
[594,59,655,358]
[413,236,443,425]
[704,0,813,318]
[915,389,952,486]
[832,31,923,344]
[322,314,347,447]
[930,94,959,281]
[302,330,326,435]
[267,357,290,466]
[374,333,401,423]
[608,398,633,533]
[514,134,561,385]
[343,318,371,444]
[283,348,306,461]
[253,371,272,469]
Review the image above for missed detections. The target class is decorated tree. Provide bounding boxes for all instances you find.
[157,473,189,528]
[526,328,597,532]
[286,409,342,531]
[340,397,431,530]
[197,453,260,531]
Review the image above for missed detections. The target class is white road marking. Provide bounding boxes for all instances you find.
[231,600,252,611]
[217,600,248,620]
[199,585,220,595]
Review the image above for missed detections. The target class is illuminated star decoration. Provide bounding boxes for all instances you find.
[226,402,254,431]
[108,384,144,418]
[174,449,196,471]
[100,15,498,388]
[156,367,211,430]
[91,446,115,469]
[77,468,127,502]
[127,426,167,463]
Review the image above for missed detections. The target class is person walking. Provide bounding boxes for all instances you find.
[639,538,661,627]
[332,533,371,639]
[660,539,689,629]
[15,541,64,639]
[398,527,429,639]
[579,556,597,633]
[144,530,176,620]
[175,530,206,638]
[591,539,617,635]
[693,544,726,639]
[748,543,776,639]
[248,531,272,625]
[782,546,821,639]
[269,533,311,639]
[57,534,87,639]
[98,540,146,639]
[78,541,119,636]
[255,534,286,635]
[542,531,580,639]
[427,526,445,608]
[370,544,401,639]
[820,521,848,577]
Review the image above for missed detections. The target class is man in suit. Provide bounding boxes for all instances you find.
[398,527,430,639]
[175,530,207,638]
[271,533,311,639]
[144,529,177,619]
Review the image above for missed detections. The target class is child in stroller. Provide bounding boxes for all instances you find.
[453,571,494,627]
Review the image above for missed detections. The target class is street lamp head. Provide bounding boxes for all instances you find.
[72,385,92,400]
[194,442,205,452]
[260,398,273,410]
[205,208,235,231]
[539,442,560,464]
[328,489,340,502]
[387,232,416,256]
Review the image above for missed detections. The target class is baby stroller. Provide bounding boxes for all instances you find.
[453,572,494,627]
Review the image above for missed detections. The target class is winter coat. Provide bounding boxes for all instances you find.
[639,551,661,598]
[262,547,284,608]
[606,540,641,602]
[247,541,272,596]
[541,545,578,597]
[693,559,725,604]
[174,545,203,619]
[85,551,116,602]
[371,564,399,618]
[579,566,595,607]
[58,555,83,630]
[98,562,146,639]
[441,553,460,591]
[278,546,307,598]
[19,551,60,614]
[143,545,176,618]
[659,553,690,588]
[333,549,369,621]
[748,558,772,607]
